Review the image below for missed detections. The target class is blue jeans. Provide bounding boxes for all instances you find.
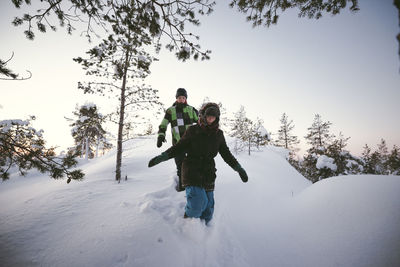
[185,186,214,224]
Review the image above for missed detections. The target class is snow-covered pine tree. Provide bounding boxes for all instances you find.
[144,124,154,136]
[326,132,362,175]
[244,120,256,155]
[369,150,383,174]
[252,117,270,149]
[300,153,319,182]
[67,103,112,159]
[0,117,84,183]
[361,144,375,174]
[275,113,300,154]
[376,138,389,174]
[304,114,334,153]
[362,139,391,175]
[274,113,301,171]
[74,14,162,181]
[230,106,248,153]
[302,114,335,183]
[216,102,229,132]
[230,106,267,155]
[230,106,253,154]
[387,145,400,175]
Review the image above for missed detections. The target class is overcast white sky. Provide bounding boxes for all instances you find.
[1,0,399,156]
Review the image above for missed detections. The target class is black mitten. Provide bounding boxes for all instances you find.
[157,135,166,148]
[238,168,248,183]
[234,164,248,183]
[148,152,169,167]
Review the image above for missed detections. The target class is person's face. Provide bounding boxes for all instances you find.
[206,115,216,125]
[176,96,186,103]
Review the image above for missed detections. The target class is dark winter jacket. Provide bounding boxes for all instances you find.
[165,104,239,191]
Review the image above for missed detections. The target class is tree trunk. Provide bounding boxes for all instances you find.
[85,136,89,160]
[285,130,288,149]
[81,141,85,158]
[96,135,100,158]
[115,49,130,182]
[248,137,251,155]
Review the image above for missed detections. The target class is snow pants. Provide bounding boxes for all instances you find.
[185,186,214,224]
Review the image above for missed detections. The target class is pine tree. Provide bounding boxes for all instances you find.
[244,119,256,155]
[217,102,229,132]
[10,1,400,61]
[361,141,391,175]
[74,14,163,181]
[230,106,248,153]
[253,118,270,149]
[144,124,154,136]
[361,144,375,174]
[0,52,32,81]
[326,132,362,175]
[11,0,214,61]
[0,117,84,183]
[230,0,400,61]
[301,153,319,183]
[370,151,382,174]
[302,114,335,182]
[230,0,359,28]
[230,106,253,154]
[67,103,112,159]
[376,138,389,174]
[304,114,334,153]
[387,145,400,175]
[275,113,300,155]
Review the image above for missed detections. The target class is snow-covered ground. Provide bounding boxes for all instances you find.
[1,136,399,267]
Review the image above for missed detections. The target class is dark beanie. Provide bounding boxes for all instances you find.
[205,106,220,118]
[176,88,188,99]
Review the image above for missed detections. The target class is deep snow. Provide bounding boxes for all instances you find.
[1,136,399,267]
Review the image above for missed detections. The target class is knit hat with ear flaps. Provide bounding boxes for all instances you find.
[199,102,221,130]
[176,88,187,99]
[204,106,220,118]
[200,102,220,118]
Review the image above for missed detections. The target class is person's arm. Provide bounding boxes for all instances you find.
[149,126,193,168]
[219,132,239,168]
[164,125,193,158]
[193,107,199,122]
[219,132,248,182]
[157,108,171,147]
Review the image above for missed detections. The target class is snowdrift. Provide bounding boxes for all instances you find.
[0,136,399,267]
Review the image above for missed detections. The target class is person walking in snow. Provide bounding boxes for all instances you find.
[157,88,199,192]
[148,102,248,224]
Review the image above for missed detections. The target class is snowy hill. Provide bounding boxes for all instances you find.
[1,136,399,267]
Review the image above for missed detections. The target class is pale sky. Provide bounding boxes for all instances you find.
[1,0,399,156]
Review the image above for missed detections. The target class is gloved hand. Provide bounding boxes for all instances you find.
[148,152,169,167]
[157,135,166,148]
[234,164,248,183]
